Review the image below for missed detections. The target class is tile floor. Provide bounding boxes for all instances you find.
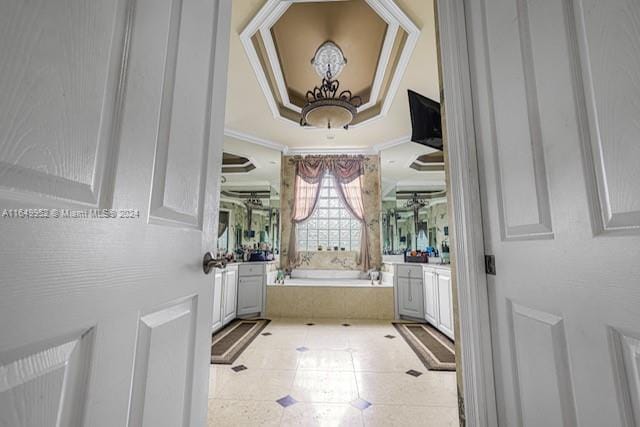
[208,318,459,427]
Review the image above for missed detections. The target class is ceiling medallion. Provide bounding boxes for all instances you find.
[311,41,347,78]
[300,41,362,130]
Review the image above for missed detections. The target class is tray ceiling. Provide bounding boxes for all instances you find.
[226,0,440,150]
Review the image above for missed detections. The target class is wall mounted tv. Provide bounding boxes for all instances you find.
[408,89,442,151]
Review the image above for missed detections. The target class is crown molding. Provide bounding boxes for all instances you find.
[224,128,287,152]
[285,146,377,155]
[225,127,416,156]
[372,135,411,152]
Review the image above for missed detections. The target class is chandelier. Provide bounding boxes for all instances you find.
[300,41,362,130]
[405,193,427,210]
[244,192,264,209]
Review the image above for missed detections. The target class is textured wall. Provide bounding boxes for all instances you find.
[280,155,382,271]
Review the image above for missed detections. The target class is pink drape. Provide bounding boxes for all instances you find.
[287,156,371,272]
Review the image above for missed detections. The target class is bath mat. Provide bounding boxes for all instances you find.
[392,322,455,371]
[211,318,270,364]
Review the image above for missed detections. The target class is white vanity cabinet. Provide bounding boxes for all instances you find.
[222,265,238,325]
[423,268,439,325]
[395,265,424,319]
[435,270,453,339]
[422,265,454,340]
[393,263,455,341]
[237,263,268,317]
[211,269,224,332]
[212,266,239,333]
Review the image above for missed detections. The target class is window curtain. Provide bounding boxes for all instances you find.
[331,159,371,272]
[287,158,325,269]
[287,156,371,272]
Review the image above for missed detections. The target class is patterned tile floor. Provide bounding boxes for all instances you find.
[208,318,459,426]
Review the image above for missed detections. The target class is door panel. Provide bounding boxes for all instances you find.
[480,0,553,240]
[237,276,263,316]
[0,329,94,427]
[129,297,197,427]
[398,277,423,318]
[0,0,231,425]
[0,0,123,207]
[436,273,453,339]
[212,271,224,331]
[574,0,640,232]
[466,0,640,425]
[423,269,438,325]
[223,269,238,324]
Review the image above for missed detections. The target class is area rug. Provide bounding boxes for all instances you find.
[392,322,456,371]
[211,319,270,364]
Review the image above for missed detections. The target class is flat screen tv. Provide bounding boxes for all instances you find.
[408,90,442,151]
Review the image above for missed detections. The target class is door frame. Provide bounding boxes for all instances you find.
[435,1,498,426]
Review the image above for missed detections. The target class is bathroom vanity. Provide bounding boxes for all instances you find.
[389,262,454,340]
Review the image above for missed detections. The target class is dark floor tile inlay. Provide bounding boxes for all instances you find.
[384,334,396,339]
[342,323,351,327]
[261,332,272,336]
[296,346,310,352]
[406,369,423,377]
[350,398,372,410]
[276,395,298,408]
[231,365,247,372]
[305,323,315,326]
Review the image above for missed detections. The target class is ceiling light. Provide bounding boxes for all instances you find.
[300,41,361,130]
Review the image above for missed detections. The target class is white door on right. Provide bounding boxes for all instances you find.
[465,0,640,426]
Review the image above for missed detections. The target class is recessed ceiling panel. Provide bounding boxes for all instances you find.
[271,0,387,106]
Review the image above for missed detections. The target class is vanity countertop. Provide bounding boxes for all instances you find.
[383,261,451,270]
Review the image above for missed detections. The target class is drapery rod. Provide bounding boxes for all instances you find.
[287,154,371,164]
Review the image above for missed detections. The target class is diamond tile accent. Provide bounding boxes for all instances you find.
[231,365,247,372]
[406,369,423,377]
[342,323,351,327]
[276,395,298,408]
[384,334,396,339]
[350,398,372,410]
[261,332,272,336]
[296,346,310,352]
[305,322,315,326]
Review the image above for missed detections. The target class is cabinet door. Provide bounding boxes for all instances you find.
[211,270,224,332]
[397,277,423,318]
[436,272,454,339]
[237,275,263,316]
[222,269,238,325]
[423,269,439,325]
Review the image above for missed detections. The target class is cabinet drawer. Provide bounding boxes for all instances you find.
[238,275,262,286]
[239,263,264,276]
[396,264,423,279]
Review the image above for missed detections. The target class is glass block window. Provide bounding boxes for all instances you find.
[297,173,361,251]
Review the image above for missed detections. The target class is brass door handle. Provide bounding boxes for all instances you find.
[203,252,226,275]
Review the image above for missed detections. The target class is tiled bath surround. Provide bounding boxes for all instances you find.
[266,286,395,320]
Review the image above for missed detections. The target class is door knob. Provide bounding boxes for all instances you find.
[203,252,226,275]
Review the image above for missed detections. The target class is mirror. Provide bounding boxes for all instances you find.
[216,138,281,261]
[381,191,448,254]
[379,143,449,259]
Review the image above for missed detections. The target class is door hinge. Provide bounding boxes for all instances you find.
[484,255,496,275]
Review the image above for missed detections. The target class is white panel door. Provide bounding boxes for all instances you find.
[0,0,231,426]
[466,0,640,425]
